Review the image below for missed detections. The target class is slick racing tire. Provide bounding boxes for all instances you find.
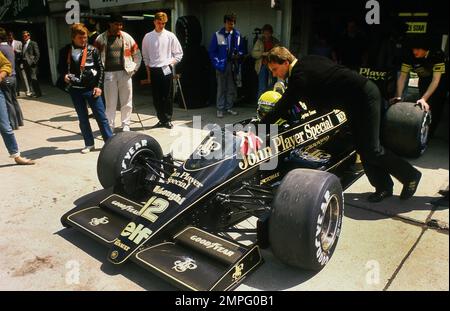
[176,16,202,48]
[382,101,431,158]
[97,132,163,189]
[269,169,344,271]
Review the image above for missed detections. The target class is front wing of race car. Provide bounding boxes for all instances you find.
[62,192,263,291]
[134,227,263,291]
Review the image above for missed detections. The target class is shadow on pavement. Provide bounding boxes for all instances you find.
[0,162,19,168]
[409,138,449,171]
[344,192,447,221]
[47,131,106,145]
[240,249,317,290]
[47,115,79,122]
[47,134,84,143]
[21,146,83,159]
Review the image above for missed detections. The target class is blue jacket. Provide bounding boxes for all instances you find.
[208,27,244,73]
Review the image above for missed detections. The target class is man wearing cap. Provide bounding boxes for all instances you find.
[391,39,447,137]
[95,13,142,132]
[141,12,183,129]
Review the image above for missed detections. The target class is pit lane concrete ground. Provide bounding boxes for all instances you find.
[0,85,448,291]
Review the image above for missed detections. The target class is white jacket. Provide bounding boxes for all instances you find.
[95,31,142,74]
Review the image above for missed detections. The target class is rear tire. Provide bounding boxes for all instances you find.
[382,101,431,158]
[269,169,344,271]
[97,132,163,189]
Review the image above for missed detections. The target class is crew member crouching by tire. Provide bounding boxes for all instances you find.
[261,46,422,203]
[58,23,113,154]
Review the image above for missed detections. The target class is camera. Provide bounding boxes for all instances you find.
[64,74,82,92]
[67,74,81,84]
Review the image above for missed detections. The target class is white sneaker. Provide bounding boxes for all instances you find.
[122,125,130,132]
[226,109,238,116]
[81,145,94,154]
[217,110,224,118]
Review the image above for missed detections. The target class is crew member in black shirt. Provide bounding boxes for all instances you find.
[261,46,422,202]
[392,40,447,137]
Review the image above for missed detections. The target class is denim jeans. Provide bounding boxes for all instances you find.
[0,89,19,157]
[69,88,113,147]
[216,64,237,111]
[1,76,24,129]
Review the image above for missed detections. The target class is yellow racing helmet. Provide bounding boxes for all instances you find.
[257,91,286,124]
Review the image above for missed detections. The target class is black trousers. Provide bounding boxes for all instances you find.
[350,80,419,192]
[150,67,173,123]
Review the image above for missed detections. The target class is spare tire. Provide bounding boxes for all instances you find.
[97,132,163,189]
[269,169,344,271]
[382,102,431,158]
[176,16,202,49]
[176,45,211,108]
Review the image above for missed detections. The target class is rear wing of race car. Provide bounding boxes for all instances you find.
[61,193,263,291]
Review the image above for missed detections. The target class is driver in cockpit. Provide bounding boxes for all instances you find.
[256,83,303,126]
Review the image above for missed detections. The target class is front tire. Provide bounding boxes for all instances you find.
[269,169,344,271]
[97,132,163,190]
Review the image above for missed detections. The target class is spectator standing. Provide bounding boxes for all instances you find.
[21,31,42,98]
[95,14,142,132]
[251,24,280,98]
[209,13,244,118]
[141,12,183,129]
[0,51,35,165]
[0,28,23,130]
[391,39,447,137]
[7,31,23,96]
[59,23,113,153]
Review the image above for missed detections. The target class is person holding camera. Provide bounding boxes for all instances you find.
[251,24,280,98]
[208,13,244,118]
[58,23,112,154]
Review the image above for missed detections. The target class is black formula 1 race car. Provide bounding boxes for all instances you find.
[61,102,429,291]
